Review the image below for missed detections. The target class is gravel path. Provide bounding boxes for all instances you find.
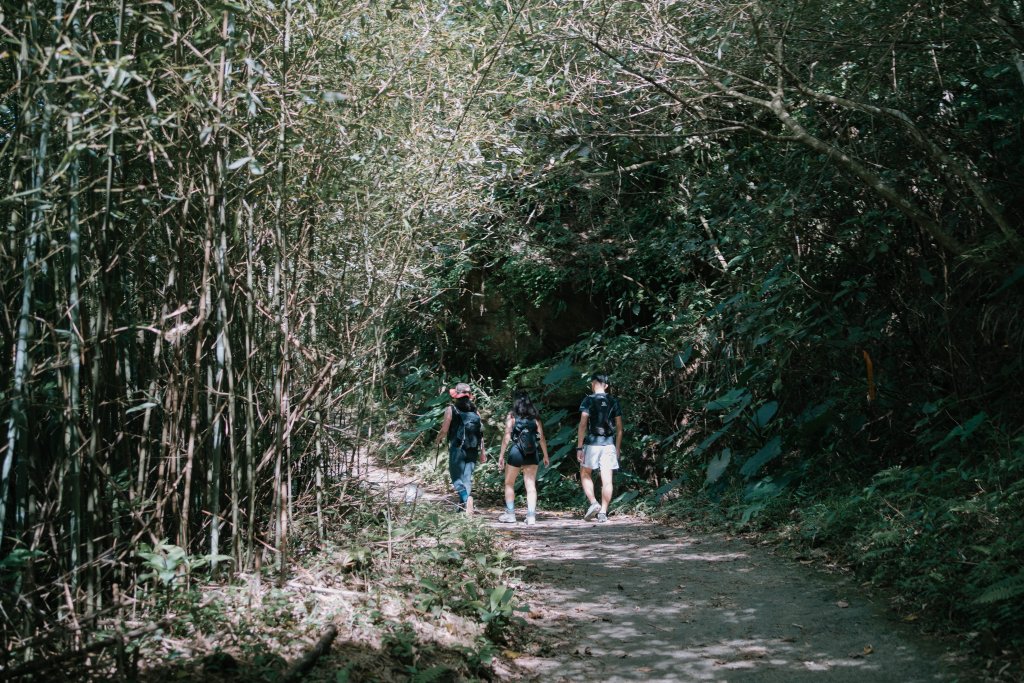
[489,510,966,682]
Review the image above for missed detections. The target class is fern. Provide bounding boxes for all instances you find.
[974,572,1024,605]
[412,666,453,683]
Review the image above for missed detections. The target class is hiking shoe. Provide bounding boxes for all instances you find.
[498,511,517,524]
[525,514,537,526]
[584,502,601,521]
[597,512,608,523]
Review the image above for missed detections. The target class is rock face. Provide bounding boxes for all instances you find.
[447,266,607,376]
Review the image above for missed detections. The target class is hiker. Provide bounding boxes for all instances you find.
[497,390,551,525]
[577,373,623,523]
[436,382,487,515]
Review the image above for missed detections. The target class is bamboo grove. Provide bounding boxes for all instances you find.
[0,0,512,643]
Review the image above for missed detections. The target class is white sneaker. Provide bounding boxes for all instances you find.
[584,502,601,521]
[465,496,474,516]
[525,514,537,526]
[498,511,517,523]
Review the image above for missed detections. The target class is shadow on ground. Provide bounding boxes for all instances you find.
[490,511,966,683]
[130,624,496,683]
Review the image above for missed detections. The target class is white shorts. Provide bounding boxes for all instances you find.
[582,444,619,471]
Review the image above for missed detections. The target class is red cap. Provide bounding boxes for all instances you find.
[449,387,472,399]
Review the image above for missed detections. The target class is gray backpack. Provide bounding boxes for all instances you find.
[450,405,482,450]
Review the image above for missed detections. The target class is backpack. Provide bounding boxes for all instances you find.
[587,395,616,438]
[449,405,482,450]
[511,416,538,456]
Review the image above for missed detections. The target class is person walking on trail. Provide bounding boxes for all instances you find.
[436,383,487,515]
[577,373,623,523]
[497,390,551,526]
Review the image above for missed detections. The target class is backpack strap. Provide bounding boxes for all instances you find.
[447,404,460,441]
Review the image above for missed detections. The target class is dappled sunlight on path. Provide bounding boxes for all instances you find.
[490,512,959,682]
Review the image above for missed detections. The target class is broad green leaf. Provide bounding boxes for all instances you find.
[990,265,1024,297]
[931,412,987,451]
[542,359,577,386]
[705,448,731,484]
[543,409,568,428]
[692,423,732,456]
[612,490,639,505]
[751,401,778,429]
[740,436,782,477]
[722,393,753,424]
[673,345,693,368]
[653,477,683,502]
[706,388,749,411]
[546,425,575,447]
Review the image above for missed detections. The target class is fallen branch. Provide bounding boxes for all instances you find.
[281,624,339,682]
[285,580,364,598]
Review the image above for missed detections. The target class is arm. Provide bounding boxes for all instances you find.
[536,419,550,467]
[498,414,513,468]
[614,415,624,455]
[577,412,589,463]
[436,406,452,446]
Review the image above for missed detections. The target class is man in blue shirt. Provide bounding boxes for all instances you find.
[576,373,623,523]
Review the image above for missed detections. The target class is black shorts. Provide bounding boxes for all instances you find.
[506,445,539,468]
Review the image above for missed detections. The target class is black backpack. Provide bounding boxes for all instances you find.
[449,405,482,450]
[587,395,616,438]
[511,416,538,455]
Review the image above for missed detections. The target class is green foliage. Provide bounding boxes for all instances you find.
[462,583,527,641]
[975,573,1024,606]
[136,540,232,588]
[0,549,44,574]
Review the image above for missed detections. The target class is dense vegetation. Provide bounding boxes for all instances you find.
[399,0,1024,670]
[2,0,1023,676]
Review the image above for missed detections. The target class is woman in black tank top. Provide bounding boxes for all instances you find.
[496,390,550,525]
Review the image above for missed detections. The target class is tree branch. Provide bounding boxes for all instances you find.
[767,91,965,256]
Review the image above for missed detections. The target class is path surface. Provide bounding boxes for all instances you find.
[361,459,965,681]
[490,510,964,683]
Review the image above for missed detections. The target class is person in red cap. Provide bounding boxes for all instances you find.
[436,382,487,514]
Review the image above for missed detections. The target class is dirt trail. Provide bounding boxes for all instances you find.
[490,510,964,683]
[362,459,964,681]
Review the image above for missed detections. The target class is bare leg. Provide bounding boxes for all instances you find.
[504,465,521,510]
[580,466,598,505]
[599,465,614,512]
[523,465,539,513]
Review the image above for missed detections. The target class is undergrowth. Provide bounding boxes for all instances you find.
[111,475,528,682]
